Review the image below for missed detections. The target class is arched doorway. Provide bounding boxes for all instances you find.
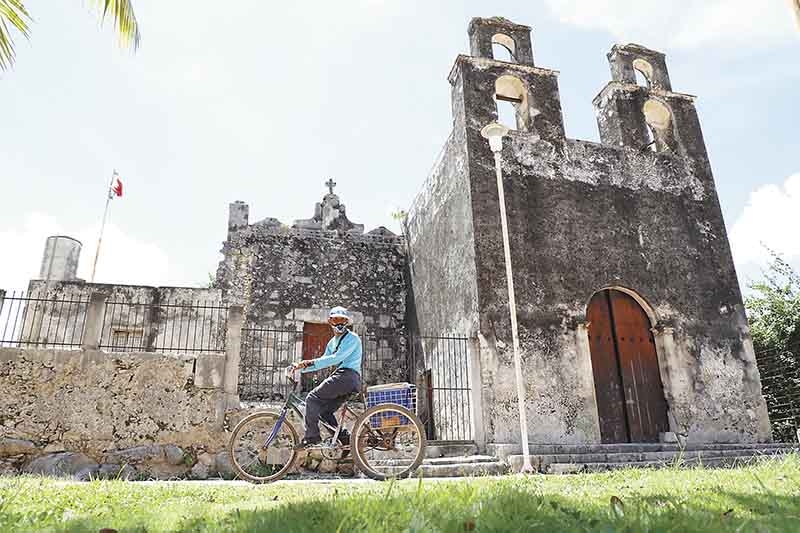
[587,289,669,443]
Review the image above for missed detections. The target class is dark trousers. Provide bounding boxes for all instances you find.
[304,368,362,440]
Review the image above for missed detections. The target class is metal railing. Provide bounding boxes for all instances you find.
[237,328,412,402]
[237,327,474,442]
[98,298,228,353]
[0,291,88,349]
[756,342,800,443]
[416,335,473,443]
[238,327,298,401]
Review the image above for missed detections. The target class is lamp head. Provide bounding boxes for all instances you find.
[480,122,510,153]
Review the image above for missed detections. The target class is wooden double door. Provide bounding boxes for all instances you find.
[587,289,669,443]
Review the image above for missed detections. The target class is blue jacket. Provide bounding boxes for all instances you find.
[302,331,362,374]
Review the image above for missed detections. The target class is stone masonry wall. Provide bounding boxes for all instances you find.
[413,26,771,447]
[406,133,479,339]
[0,347,353,479]
[405,124,482,442]
[0,347,229,479]
[216,227,406,334]
[465,131,771,445]
[216,223,409,388]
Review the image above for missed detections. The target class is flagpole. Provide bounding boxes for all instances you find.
[90,170,117,283]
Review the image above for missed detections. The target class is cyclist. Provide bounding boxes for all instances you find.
[290,306,363,448]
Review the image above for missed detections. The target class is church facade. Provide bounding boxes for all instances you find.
[406,17,770,446]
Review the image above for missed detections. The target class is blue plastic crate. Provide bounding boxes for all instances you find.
[366,383,416,429]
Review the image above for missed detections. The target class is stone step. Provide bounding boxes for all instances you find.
[553,453,794,474]
[489,442,796,461]
[507,446,797,472]
[529,447,797,466]
[424,455,498,466]
[425,442,478,459]
[419,461,509,478]
[368,454,507,477]
[371,460,507,478]
[371,454,498,468]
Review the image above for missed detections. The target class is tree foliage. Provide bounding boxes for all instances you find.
[745,250,800,353]
[0,0,139,70]
[745,250,800,442]
[0,0,30,70]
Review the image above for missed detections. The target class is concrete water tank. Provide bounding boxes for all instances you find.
[39,236,82,281]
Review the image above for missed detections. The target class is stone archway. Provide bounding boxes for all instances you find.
[587,289,669,443]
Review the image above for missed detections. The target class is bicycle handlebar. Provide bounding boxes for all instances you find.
[285,366,302,391]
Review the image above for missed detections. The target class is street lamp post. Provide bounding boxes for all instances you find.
[480,122,534,473]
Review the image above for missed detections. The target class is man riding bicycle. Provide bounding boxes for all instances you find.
[290,306,362,449]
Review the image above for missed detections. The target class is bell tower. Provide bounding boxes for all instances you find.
[448,17,566,146]
[593,44,711,167]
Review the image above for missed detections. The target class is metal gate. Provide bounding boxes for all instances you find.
[238,328,475,442]
[238,328,412,401]
[238,327,299,402]
[414,335,474,442]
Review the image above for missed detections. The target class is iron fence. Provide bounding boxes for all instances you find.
[237,328,411,401]
[756,343,800,443]
[238,327,298,401]
[0,290,88,349]
[237,327,474,442]
[98,298,228,353]
[416,335,473,442]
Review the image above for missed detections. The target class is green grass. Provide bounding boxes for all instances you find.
[2,455,800,532]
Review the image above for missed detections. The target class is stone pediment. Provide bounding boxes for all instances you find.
[367,226,396,237]
[292,181,364,234]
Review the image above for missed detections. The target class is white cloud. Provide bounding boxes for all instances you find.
[0,212,173,292]
[730,173,800,271]
[544,0,797,49]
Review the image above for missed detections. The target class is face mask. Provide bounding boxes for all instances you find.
[332,323,347,334]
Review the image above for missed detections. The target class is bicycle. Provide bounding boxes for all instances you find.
[227,368,427,482]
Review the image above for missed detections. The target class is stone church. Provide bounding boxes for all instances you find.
[404,16,769,446]
[20,16,771,451]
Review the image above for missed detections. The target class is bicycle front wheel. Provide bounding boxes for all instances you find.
[228,411,299,483]
[352,403,427,481]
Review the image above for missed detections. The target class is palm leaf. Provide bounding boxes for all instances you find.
[794,0,800,28]
[0,0,31,70]
[91,0,140,50]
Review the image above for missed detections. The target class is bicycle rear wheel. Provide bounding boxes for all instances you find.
[228,411,298,483]
[352,403,426,481]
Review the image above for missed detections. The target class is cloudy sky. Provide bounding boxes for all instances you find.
[0,0,798,293]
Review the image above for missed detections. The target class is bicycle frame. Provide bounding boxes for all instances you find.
[263,374,361,450]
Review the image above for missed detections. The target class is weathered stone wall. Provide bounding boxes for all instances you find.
[406,18,771,447]
[0,347,228,479]
[404,94,484,443]
[406,132,479,339]
[216,226,406,333]
[454,54,770,444]
[216,216,409,388]
[467,133,771,445]
[0,347,356,479]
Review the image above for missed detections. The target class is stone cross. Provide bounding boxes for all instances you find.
[325,178,337,195]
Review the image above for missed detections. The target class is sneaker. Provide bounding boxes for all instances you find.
[295,437,321,450]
